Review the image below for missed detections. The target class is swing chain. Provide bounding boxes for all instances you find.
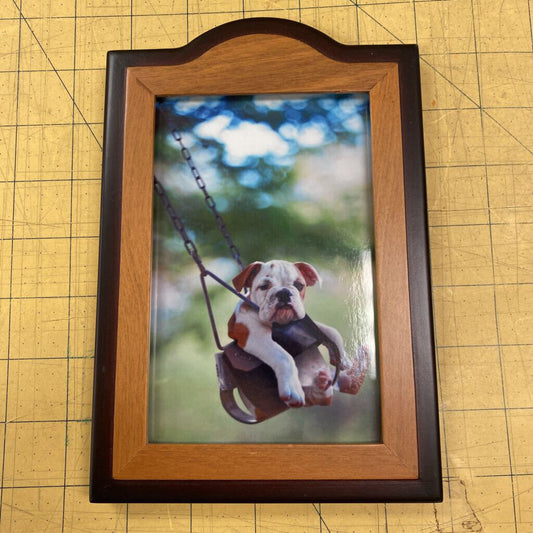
[153,176,206,275]
[171,129,244,271]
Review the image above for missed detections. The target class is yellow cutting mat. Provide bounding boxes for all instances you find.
[0,0,532,530]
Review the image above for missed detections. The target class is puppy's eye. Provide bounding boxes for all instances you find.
[294,281,305,292]
[258,282,271,291]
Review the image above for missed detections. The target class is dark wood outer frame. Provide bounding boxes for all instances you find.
[91,17,441,503]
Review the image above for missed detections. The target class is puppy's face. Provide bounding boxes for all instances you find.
[233,260,320,325]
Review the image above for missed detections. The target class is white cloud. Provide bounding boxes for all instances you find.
[194,113,232,139]
[195,117,291,166]
[343,114,364,133]
[219,121,290,166]
[296,122,326,148]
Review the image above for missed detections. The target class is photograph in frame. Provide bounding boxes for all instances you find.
[149,92,381,444]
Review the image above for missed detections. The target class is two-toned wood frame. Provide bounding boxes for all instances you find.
[90,18,441,503]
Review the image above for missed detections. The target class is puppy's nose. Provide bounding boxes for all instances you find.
[276,288,292,303]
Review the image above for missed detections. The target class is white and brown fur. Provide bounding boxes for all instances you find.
[228,260,368,407]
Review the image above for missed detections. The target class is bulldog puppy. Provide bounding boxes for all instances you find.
[228,260,365,408]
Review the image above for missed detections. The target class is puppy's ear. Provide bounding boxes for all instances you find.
[294,262,321,287]
[232,262,264,292]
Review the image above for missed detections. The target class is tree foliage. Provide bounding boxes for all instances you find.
[153,94,372,272]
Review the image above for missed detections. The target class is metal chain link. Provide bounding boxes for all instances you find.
[153,176,206,275]
[171,129,244,271]
[154,174,258,351]
[152,120,257,351]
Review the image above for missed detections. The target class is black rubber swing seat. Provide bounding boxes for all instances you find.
[215,315,341,424]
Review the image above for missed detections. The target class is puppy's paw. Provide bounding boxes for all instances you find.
[301,369,334,407]
[337,345,369,395]
[315,369,332,391]
[279,374,306,408]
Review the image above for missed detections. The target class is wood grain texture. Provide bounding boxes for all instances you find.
[113,71,155,474]
[128,34,391,95]
[370,66,417,473]
[112,32,418,481]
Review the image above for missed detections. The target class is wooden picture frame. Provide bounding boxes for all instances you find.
[90,17,441,503]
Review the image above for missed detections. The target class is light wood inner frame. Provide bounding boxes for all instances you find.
[114,33,417,481]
